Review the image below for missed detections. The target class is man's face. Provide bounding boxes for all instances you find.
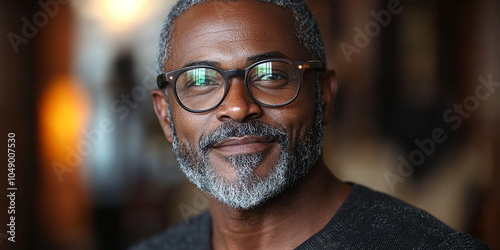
[159,1,324,209]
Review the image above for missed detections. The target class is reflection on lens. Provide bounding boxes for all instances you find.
[176,68,225,111]
[248,61,299,106]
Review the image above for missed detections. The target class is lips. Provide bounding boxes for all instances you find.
[212,136,275,154]
[213,136,273,147]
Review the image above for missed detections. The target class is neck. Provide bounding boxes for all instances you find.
[207,157,351,250]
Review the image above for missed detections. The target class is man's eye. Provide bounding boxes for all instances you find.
[253,72,289,84]
[192,79,211,86]
[259,73,284,81]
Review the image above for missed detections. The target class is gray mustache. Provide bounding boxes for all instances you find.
[199,121,288,151]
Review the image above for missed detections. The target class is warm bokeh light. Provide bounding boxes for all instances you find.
[102,0,147,24]
[39,76,91,161]
[74,0,157,34]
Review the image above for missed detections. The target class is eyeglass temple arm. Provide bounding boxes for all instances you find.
[305,60,323,70]
[157,74,167,89]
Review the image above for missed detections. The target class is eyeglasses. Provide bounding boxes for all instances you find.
[156,58,323,113]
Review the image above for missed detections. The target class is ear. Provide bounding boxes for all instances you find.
[320,70,337,125]
[152,89,173,143]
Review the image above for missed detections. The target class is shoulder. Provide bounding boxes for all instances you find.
[129,211,212,250]
[299,184,489,249]
[346,184,487,248]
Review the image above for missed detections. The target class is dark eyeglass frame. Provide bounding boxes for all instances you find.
[156,58,323,113]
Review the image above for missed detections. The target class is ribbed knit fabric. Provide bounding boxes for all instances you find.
[130,184,489,249]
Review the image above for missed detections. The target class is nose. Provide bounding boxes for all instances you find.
[215,77,263,122]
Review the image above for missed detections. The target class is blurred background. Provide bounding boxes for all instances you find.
[0,0,499,249]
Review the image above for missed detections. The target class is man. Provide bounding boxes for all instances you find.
[134,0,489,249]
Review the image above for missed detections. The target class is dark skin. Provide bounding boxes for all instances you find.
[152,1,351,249]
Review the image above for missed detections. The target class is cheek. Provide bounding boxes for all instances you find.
[169,100,200,139]
[292,81,318,121]
[266,86,318,139]
[169,104,219,146]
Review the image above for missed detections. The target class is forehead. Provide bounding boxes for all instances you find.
[166,0,310,70]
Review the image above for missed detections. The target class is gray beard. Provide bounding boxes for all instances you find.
[169,106,323,210]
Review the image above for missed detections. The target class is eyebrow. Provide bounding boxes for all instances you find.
[182,60,220,68]
[181,51,290,69]
[246,51,290,63]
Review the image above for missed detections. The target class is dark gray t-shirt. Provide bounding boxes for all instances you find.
[131,184,489,249]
